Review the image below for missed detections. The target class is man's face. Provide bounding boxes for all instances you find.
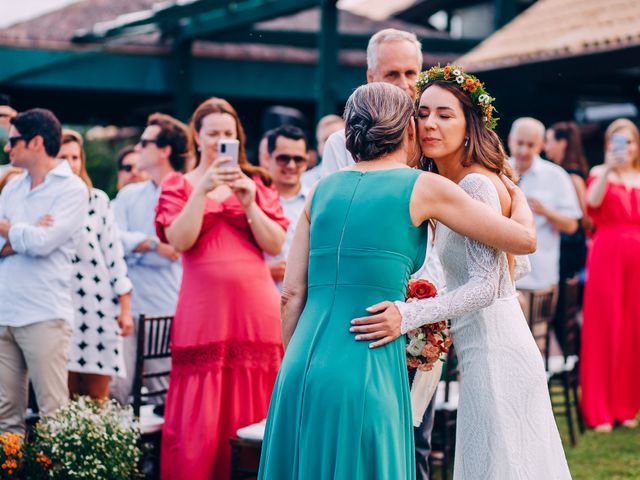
[316,121,344,158]
[118,151,146,188]
[268,136,308,190]
[509,125,544,164]
[367,40,421,100]
[0,106,16,133]
[135,125,163,173]
[3,126,31,168]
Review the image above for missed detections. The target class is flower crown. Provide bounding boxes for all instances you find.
[416,64,498,130]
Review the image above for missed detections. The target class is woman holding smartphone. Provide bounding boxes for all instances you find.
[581,118,640,432]
[155,97,289,480]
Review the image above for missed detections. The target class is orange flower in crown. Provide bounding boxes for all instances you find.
[416,64,499,129]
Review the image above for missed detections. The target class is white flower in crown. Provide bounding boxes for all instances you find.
[483,116,488,123]
[456,76,464,84]
[478,94,487,103]
[453,69,461,76]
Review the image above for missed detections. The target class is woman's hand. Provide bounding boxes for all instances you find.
[603,145,627,172]
[350,300,402,348]
[230,173,257,209]
[195,156,241,195]
[117,310,134,337]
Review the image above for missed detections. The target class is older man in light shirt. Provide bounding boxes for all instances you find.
[0,109,88,433]
[509,118,581,295]
[110,113,186,404]
[321,28,423,177]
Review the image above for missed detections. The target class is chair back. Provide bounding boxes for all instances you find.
[132,314,172,417]
[558,276,581,358]
[527,286,558,367]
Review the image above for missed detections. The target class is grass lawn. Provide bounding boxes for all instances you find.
[557,409,640,479]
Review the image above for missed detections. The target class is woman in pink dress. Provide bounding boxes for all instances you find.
[156,97,288,479]
[581,118,640,431]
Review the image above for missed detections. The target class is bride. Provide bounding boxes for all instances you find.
[353,66,572,479]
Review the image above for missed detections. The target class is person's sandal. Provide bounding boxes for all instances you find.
[622,419,638,429]
[594,423,613,433]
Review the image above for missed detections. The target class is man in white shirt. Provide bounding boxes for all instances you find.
[321,28,423,177]
[110,113,185,404]
[264,125,309,290]
[509,117,581,292]
[0,109,88,433]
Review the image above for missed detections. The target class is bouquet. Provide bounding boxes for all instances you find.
[405,279,452,371]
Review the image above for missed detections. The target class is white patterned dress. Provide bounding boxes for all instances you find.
[68,189,132,378]
[396,174,571,479]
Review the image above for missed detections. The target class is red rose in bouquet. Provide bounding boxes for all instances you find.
[406,279,437,300]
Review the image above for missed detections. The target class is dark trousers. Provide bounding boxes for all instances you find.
[414,395,436,480]
[409,368,437,480]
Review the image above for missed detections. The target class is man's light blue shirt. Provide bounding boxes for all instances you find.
[112,179,182,317]
[0,160,88,326]
[264,184,309,290]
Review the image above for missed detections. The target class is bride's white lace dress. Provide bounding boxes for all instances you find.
[396,173,571,479]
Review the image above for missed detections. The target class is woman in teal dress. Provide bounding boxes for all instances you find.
[258,83,536,480]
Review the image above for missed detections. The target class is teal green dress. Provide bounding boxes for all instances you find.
[258,168,428,480]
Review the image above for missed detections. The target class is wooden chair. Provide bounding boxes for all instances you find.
[429,347,459,480]
[523,285,559,369]
[547,276,585,446]
[132,314,172,479]
[229,437,262,480]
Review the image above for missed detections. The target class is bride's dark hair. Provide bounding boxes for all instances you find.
[418,81,516,182]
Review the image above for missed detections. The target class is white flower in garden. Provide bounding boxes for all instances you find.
[456,76,464,84]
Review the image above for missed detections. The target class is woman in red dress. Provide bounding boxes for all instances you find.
[156,98,288,479]
[581,118,640,431]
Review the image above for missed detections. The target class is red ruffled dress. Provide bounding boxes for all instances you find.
[580,179,640,427]
[155,172,287,480]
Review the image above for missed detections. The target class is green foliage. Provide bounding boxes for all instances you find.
[83,138,129,199]
[25,397,142,480]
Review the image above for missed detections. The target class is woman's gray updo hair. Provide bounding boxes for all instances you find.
[343,82,415,162]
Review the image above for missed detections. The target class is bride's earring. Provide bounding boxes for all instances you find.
[464,136,470,148]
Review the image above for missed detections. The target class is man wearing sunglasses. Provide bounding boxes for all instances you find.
[0,94,17,176]
[116,145,146,191]
[0,108,88,434]
[263,125,309,290]
[110,113,186,404]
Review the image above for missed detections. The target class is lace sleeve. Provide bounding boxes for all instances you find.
[396,174,502,334]
[514,255,531,281]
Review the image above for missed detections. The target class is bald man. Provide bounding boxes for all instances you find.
[509,117,581,293]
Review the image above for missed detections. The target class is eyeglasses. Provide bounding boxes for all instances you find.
[137,138,159,148]
[275,154,307,166]
[7,136,27,148]
[119,164,135,172]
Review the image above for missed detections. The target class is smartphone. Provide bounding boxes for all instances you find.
[611,133,628,162]
[218,139,239,167]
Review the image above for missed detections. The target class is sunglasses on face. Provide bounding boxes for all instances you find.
[7,136,27,148]
[119,164,135,172]
[137,138,159,148]
[275,154,307,166]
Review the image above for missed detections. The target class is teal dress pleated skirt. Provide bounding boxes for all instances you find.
[259,168,428,480]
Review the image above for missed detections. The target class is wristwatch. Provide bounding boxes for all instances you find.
[149,236,160,251]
